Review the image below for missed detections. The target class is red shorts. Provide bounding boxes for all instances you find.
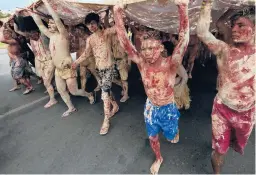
[211,97,255,155]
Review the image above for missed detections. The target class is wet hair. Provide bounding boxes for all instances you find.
[84,13,100,24]
[230,6,255,26]
[143,30,161,40]
[0,20,3,27]
[162,41,175,56]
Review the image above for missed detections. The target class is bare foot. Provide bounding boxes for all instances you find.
[9,86,21,92]
[94,85,101,92]
[23,87,34,95]
[61,108,77,118]
[120,95,129,103]
[44,99,58,108]
[150,158,163,175]
[168,130,179,143]
[100,119,110,135]
[109,103,119,118]
[88,93,96,104]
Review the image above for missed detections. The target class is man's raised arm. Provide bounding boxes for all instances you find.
[171,0,190,66]
[113,5,140,64]
[196,0,228,56]
[42,0,68,37]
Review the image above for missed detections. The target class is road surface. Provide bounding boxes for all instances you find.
[0,49,255,174]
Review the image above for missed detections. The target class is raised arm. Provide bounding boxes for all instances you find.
[113,5,140,64]
[30,10,51,38]
[42,0,68,37]
[196,0,228,56]
[104,9,111,28]
[171,0,190,66]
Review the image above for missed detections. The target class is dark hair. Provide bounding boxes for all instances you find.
[75,23,90,33]
[162,41,175,56]
[14,15,47,32]
[230,6,255,26]
[84,13,100,24]
[0,20,3,27]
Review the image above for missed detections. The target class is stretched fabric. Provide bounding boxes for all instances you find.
[32,0,254,33]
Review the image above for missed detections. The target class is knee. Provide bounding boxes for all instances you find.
[149,135,159,142]
[43,79,51,88]
[69,89,77,96]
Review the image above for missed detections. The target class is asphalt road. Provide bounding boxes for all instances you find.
[0,49,255,174]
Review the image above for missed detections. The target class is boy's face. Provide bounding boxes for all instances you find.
[141,39,164,64]
[231,17,255,43]
[86,20,98,33]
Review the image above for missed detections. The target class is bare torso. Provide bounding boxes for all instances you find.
[49,34,72,69]
[217,46,255,112]
[88,29,114,70]
[138,57,177,106]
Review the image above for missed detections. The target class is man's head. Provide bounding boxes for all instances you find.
[74,24,90,36]
[48,18,65,33]
[230,7,255,43]
[141,38,164,64]
[85,13,100,33]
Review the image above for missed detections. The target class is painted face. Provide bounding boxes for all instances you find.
[141,39,164,64]
[29,31,40,41]
[74,26,85,36]
[231,17,255,43]
[86,20,98,33]
[48,19,58,33]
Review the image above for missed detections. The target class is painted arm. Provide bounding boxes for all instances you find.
[30,11,51,38]
[113,6,140,64]
[42,0,68,37]
[104,9,111,28]
[73,37,92,66]
[196,0,228,56]
[171,0,190,67]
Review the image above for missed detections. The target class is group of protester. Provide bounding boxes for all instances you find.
[0,0,255,174]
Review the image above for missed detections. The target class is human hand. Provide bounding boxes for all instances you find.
[71,62,78,70]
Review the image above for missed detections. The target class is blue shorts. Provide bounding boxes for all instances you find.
[144,99,180,140]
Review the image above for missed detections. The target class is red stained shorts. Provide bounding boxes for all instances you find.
[211,97,255,155]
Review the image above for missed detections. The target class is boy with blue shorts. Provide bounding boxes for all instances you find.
[113,0,189,173]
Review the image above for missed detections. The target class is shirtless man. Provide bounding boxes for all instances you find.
[197,1,255,174]
[113,0,189,173]
[73,24,101,92]
[1,27,34,94]
[14,21,57,108]
[72,12,119,135]
[31,0,95,117]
